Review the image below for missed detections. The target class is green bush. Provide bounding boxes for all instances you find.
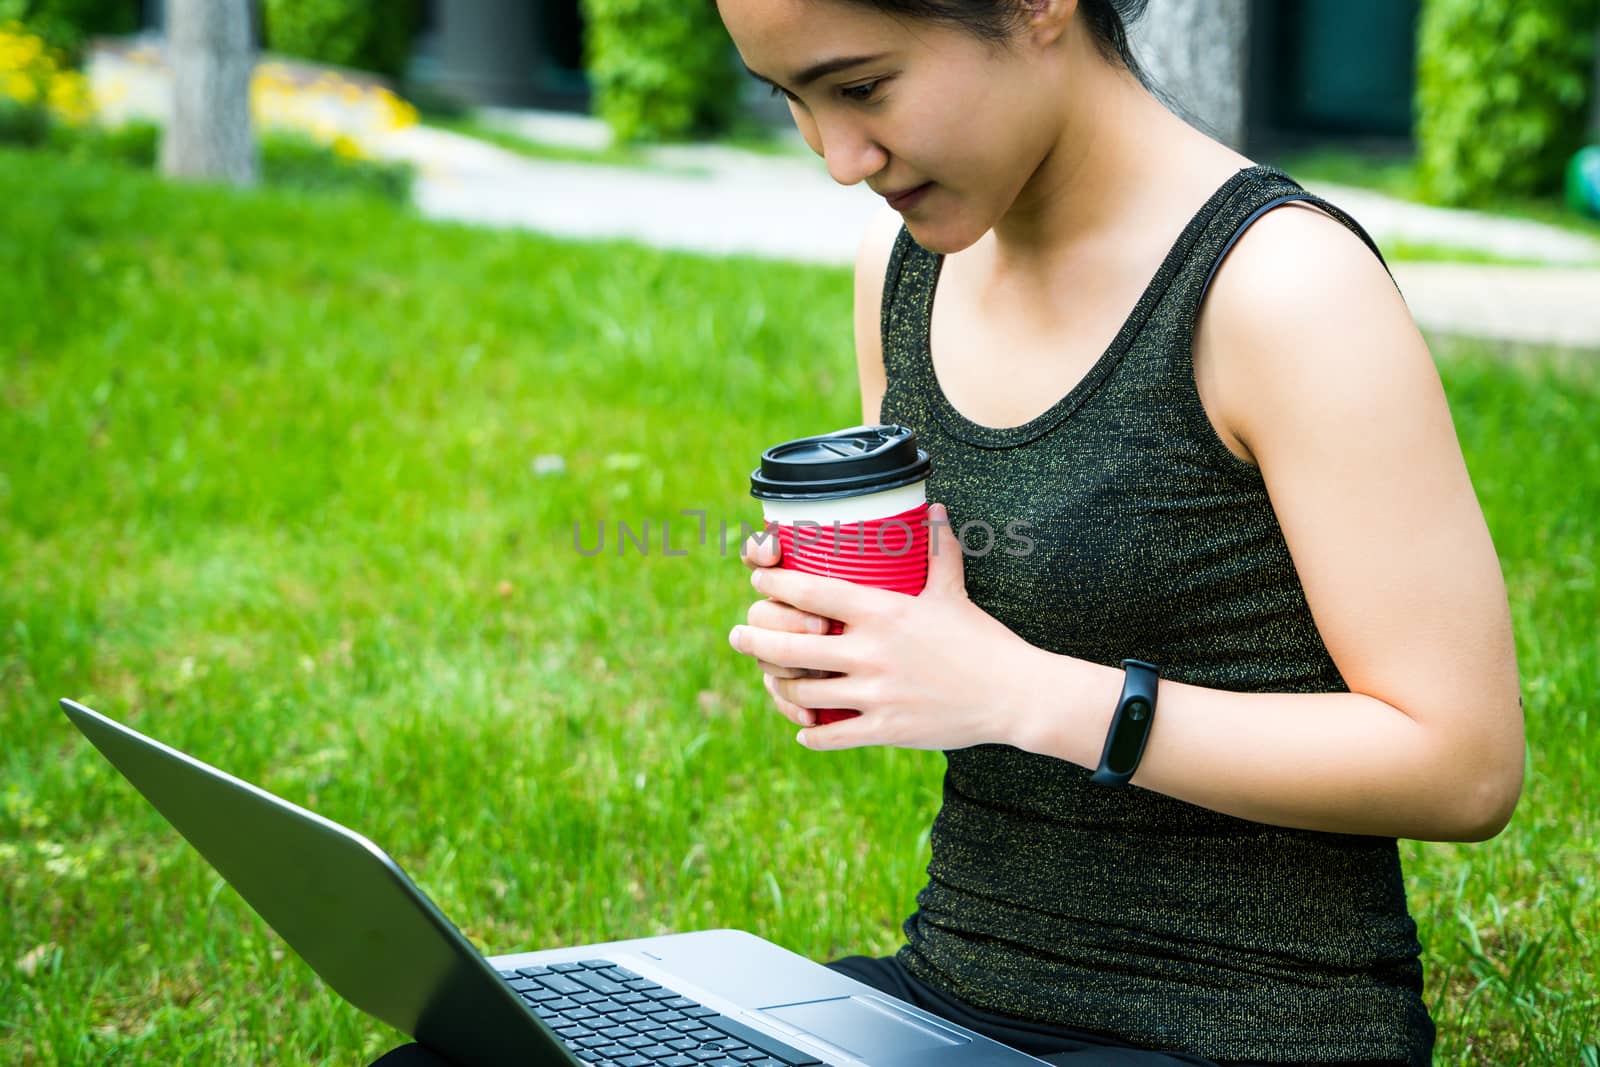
[1416,0,1600,206]
[580,0,740,143]
[0,0,137,64]
[260,0,421,81]
[0,95,49,146]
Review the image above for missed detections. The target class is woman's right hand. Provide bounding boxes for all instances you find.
[739,527,835,727]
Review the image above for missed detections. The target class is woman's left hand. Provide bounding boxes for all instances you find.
[727,503,1038,751]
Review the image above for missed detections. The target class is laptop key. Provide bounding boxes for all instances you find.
[658,1057,696,1067]
[700,1017,822,1067]
[550,962,588,973]
[682,1007,718,1018]
[540,974,589,996]
[516,965,554,978]
[575,973,628,996]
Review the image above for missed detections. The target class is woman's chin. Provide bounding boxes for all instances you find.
[902,218,986,256]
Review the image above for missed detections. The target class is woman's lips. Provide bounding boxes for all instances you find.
[886,183,933,210]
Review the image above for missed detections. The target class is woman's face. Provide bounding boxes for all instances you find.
[716,0,1068,253]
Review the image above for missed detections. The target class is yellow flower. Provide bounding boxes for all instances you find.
[47,69,91,124]
[3,69,36,104]
[331,133,364,159]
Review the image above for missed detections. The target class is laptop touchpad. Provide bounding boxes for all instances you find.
[760,995,969,1060]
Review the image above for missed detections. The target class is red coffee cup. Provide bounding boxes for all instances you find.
[750,425,933,724]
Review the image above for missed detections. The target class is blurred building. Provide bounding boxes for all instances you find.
[1245,0,1420,153]
[135,0,1592,150]
[410,0,589,110]
[411,0,1426,152]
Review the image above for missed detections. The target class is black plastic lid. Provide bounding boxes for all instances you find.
[750,424,932,501]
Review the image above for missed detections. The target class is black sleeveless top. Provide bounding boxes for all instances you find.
[879,164,1434,1066]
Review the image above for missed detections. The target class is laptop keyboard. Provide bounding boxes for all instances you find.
[497,959,824,1067]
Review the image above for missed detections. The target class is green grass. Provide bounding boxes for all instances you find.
[1379,240,1579,267]
[2,149,1597,1065]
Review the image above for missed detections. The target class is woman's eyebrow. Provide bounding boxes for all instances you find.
[741,53,890,91]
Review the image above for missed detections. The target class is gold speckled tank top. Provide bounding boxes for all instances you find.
[880,164,1434,1066]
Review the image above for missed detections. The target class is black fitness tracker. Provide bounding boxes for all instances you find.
[1091,659,1160,787]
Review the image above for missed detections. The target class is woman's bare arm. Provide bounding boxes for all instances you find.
[1009,206,1525,841]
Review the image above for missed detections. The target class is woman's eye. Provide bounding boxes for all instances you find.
[841,80,881,103]
[768,83,800,103]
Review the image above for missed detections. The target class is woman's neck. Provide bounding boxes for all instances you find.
[988,59,1232,281]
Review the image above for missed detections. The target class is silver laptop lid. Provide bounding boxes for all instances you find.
[60,698,577,1067]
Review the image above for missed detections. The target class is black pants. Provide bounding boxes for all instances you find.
[369,955,1407,1067]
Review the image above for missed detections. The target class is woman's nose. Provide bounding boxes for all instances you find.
[812,120,888,188]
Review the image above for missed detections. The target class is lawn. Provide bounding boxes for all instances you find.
[1,149,1596,1065]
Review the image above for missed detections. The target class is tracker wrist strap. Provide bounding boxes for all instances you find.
[1091,659,1160,787]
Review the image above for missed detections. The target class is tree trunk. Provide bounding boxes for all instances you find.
[160,0,258,185]
[1128,0,1251,151]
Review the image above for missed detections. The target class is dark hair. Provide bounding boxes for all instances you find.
[838,0,1157,93]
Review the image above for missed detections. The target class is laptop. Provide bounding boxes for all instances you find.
[61,699,1047,1067]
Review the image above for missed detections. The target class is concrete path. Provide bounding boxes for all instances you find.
[81,38,1600,350]
[374,120,1600,350]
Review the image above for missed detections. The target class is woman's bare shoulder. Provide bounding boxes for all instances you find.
[1194,199,1417,464]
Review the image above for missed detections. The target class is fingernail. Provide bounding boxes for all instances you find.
[728,626,742,650]
[807,617,823,634]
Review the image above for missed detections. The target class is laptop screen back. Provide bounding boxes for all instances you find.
[60,699,574,1067]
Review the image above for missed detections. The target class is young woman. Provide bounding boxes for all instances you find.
[721,1,1525,1066]
[373,2,1522,1065]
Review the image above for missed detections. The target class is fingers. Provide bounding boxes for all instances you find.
[764,672,816,728]
[740,526,782,570]
[744,597,832,679]
[731,622,852,675]
[747,597,829,637]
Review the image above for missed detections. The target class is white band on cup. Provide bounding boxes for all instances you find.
[759,481,928,526]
